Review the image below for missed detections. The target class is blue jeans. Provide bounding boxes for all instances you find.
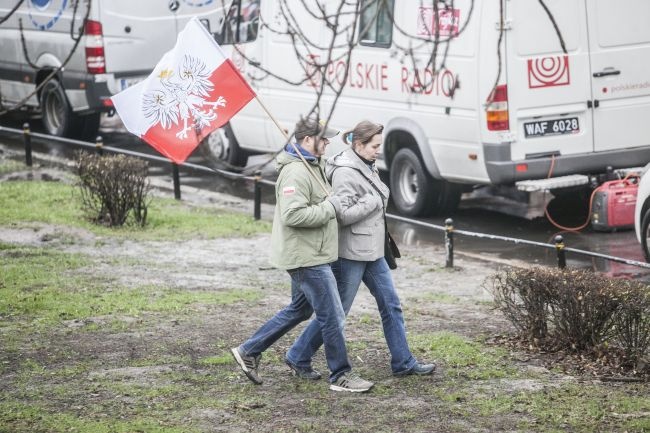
[286,257,417,374]
[239,264,351,381]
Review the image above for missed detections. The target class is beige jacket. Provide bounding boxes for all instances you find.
[269,148,338,270]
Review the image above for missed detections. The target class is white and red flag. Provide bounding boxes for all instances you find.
[111,17,255,164]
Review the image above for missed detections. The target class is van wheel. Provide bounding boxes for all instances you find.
[199,124,248,168]
[390,147,461,217]
[40,79,76,137]
[640,207,650,262]
[76,112,101,142]
[431,177,462,216]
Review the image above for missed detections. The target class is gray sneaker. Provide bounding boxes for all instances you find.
[231,347,262,385]
[393,362,437,377]
[329,372,374,393]
[285,359,322,380]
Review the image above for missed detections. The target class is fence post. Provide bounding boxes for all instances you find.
[172,163,181,200]
[23,122,32,167]
[95,135,104,156]
[253,171,262,220]
[445,218,454,268]
[554,235,566,269]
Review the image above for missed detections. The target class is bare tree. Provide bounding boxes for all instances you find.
[205,0,570,177]
[209,0,479,174]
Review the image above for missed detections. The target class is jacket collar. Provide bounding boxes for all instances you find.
[325,148,389,198]
[284,143,318,162]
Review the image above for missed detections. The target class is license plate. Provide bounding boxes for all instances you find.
[523,117,579,138]
[120,77,144,91]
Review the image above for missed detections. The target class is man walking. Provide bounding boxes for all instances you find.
[231,116,374,393]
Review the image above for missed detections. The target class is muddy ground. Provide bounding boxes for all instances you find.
[1,153,648,432]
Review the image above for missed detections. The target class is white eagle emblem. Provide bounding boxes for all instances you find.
[142,55,227,140]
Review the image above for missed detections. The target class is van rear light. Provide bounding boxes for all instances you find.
[486,84,509,131]
[85,20,106,74]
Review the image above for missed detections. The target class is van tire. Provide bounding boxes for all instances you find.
[76,112,101,142]
[640,207,650,262]
[431,177,462,216]
[40,79,76,137]
[390,147,461,216]
[199,124,248,168]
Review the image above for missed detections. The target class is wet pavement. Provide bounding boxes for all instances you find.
[2,113,648,281]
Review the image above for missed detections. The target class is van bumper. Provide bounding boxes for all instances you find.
[63,70,150,114]
[60,72,113,114]
[484,142,650,184]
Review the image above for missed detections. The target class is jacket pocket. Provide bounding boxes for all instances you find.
[350,223,373,252]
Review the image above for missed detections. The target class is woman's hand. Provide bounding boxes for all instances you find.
[355,193,382,210]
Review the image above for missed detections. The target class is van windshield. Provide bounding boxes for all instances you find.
[219,0,260,44]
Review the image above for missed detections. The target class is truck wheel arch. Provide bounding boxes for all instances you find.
[384,118,461,217]
[35,67,62,98]
[384,117,441,179]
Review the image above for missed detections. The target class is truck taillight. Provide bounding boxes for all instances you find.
[486,84,509,131]
[85,20,105,74]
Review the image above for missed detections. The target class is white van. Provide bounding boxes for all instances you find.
[212,0,650,216]
[0,0,225,139]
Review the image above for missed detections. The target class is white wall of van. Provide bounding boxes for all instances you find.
[216,0,650,216]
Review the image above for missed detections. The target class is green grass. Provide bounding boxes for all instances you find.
[0,180,270,240]
[198,353,233,366]
[0,401,198,433]
[0,244,262,324]
[0,159,26,175]
[469,383,650,432]
[409,331,518,380]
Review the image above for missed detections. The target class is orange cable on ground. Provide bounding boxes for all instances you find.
[544,188,598,232]
[543,154,597,232]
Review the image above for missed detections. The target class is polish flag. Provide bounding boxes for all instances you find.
[111,17,256,164]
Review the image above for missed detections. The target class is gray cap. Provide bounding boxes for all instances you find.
[294,117,339,141]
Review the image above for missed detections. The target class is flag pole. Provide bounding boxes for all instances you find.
[253,95,330,196]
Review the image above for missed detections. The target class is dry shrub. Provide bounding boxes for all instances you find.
[75,151,151,227]
[485,268,550,341]
[612,284,650,368]
[544,269,620,351]
[486,267,650,366]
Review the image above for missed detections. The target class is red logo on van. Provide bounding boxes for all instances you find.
[417,7,460,37]
[527,56,570,88]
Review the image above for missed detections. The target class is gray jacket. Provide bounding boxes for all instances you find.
[325,148,389,261]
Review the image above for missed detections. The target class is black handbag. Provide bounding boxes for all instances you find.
[384,223,401,270]
[365,175,401,269]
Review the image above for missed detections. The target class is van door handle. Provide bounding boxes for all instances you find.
[593,69,620,78]
[168,0,180,12]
